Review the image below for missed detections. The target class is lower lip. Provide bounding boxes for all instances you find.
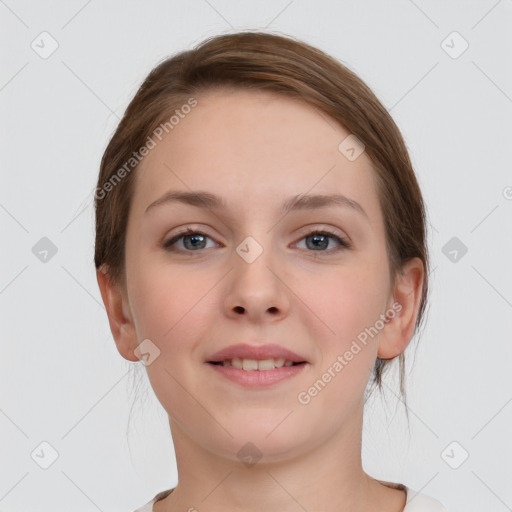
[206,362,307,387]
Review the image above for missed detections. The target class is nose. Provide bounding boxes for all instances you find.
[223,237,291,323]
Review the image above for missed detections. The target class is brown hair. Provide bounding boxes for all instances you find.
[94,30,430,413]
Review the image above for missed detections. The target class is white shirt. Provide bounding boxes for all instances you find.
[133,486,448,511]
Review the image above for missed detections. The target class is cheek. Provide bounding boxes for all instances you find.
[292,264,387,409]
[128,267,215,416]
[128,262,215,342]
[297,274,382,416]
[297,265,387,347]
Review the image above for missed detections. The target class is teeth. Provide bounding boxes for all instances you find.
[221,358,296,370]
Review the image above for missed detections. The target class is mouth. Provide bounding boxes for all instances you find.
[206,358,308,387]
[207,358,307,371]
[206,342,308,368]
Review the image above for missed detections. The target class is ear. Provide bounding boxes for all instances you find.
[377,257,425,360]
[96,265,140,362]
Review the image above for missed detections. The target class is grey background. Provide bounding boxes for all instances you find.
[1,1,511,511]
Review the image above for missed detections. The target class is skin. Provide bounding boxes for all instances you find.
[97,88,424,512]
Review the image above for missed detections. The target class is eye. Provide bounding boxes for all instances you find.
[162,227,351,254]
[294,229,351,252]
[162,228,218,252]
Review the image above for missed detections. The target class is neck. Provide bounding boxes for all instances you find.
[156,401,405,512]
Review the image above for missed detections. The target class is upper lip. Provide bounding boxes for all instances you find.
[206,343,308,363]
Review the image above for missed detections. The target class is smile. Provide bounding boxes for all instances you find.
[209,357,303,371]
[207,359,308,387]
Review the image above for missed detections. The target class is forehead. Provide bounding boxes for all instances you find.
[132,88,379,220]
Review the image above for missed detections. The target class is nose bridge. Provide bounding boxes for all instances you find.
[234,232,277,291]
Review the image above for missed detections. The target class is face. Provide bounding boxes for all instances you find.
[119,88,398,462]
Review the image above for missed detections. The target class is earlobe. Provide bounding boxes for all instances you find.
[96,265,140,362]
[377,257,425,360]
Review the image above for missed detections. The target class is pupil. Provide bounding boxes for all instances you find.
[184,234,206,250]
[307,234,328,250]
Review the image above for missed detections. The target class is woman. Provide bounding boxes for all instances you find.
[94,31,447,512]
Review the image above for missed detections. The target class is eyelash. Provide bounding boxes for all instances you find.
[162,227,351,254]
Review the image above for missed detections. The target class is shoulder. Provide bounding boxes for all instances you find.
[404,488,448,512]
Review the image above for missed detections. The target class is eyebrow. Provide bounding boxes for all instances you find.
[144,190,368,219]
